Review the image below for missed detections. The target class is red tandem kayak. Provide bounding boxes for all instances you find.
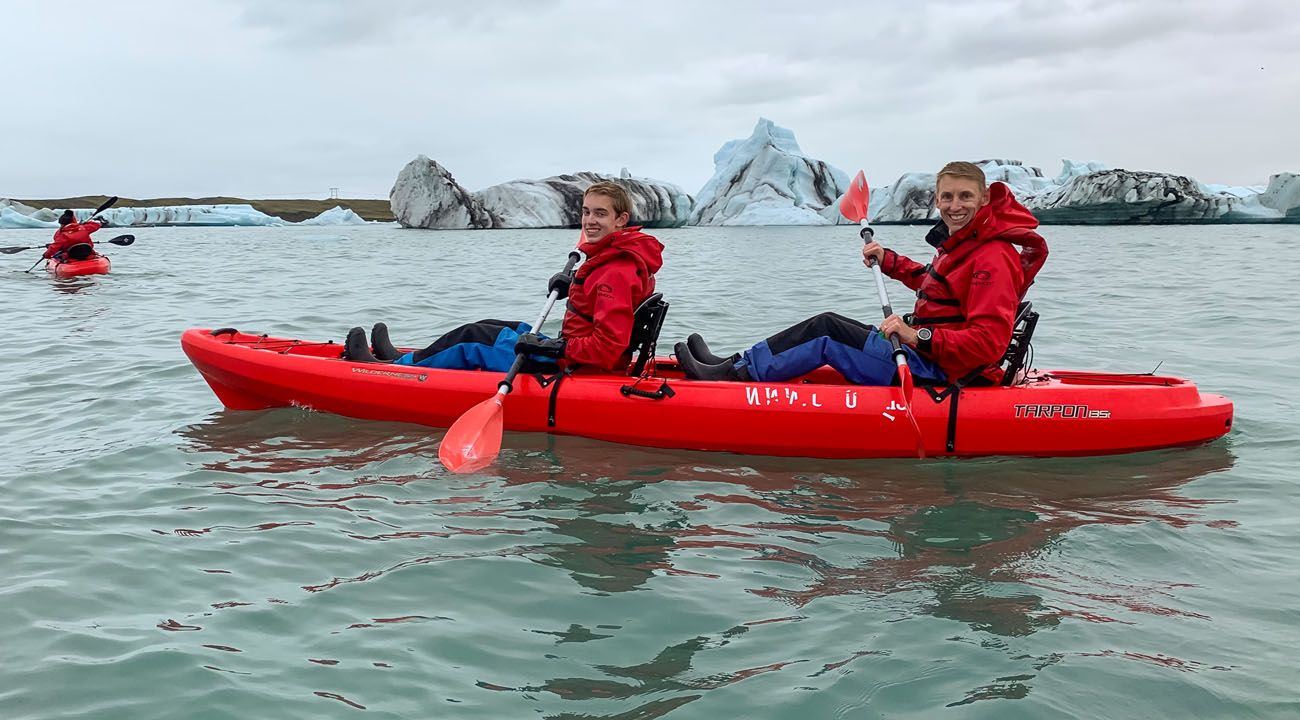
[47,254,111,277]
[181,328,1233,459]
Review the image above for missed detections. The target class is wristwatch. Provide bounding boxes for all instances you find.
[915,327,933,352]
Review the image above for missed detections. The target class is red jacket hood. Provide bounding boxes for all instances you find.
[971,182,1039,240]
[577,226,664,277]
[930,182,1048,293]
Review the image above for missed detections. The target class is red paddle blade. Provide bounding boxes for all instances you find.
[838,170,870,222]
[438,394,505,473]
[896,365,926,459]
[904,406,926,459]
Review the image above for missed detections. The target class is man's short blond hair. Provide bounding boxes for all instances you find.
[936,161,987,190]
[584,181,633,217]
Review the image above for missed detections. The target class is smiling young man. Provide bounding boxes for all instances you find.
[345,181,664,374]
[675,161,1048,386]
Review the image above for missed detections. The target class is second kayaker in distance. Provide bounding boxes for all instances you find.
[44,209,104,261]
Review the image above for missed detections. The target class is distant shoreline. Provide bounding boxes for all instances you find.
[13,196,395,223]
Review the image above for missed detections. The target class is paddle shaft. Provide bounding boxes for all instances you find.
[84,196,119,222]
[494,251,582,395]
[845,173,925,457]
[860,223,908,367]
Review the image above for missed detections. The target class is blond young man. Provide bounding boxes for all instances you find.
[348,182,665,373]
[677,162,1048,386]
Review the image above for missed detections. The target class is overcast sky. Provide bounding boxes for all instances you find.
[2,0,1297,199]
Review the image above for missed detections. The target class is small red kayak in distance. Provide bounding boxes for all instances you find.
[181,328,1234,460]
[47,254,111,277]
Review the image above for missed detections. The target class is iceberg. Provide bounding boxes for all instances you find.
[0,202,287,228]
[88,204,286,227]
[1259,173,1300,218]
[1054,159,1109,185]
[866,160,1300,224]
[390,156,692,230]
[296,206,369,226]
[1030,170,1232,223]
[1,198,38,214]
[1,199,379,229]
[1,202,384,229]
[1,205,56,229]
[690,118,849,226]
[389,157,493,229]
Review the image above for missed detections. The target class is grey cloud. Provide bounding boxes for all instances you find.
[682,56,833,108]
[925,0,1300,69]
[228,0,558,47]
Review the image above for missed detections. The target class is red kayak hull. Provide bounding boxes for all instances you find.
[181,328,1234,459]
[47,254,111,277]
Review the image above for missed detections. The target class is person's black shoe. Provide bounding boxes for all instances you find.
[343,327,378,363]
[370,322,402,362]
[674,341,749,381]
[687,333,733,365]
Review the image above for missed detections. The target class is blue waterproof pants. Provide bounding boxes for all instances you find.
[737,312,946,385]
[393,319,556,372]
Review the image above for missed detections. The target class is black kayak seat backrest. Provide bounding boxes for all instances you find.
[999,300,1040,386]
[625,292,669,376]
[65,243,94,261]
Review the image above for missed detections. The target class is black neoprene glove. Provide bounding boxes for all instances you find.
[515,333,565,359]
[548,272,573,299]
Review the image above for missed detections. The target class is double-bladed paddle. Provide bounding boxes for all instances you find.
[438,250,582,473]
[839,170,926,458]
[4,234,136,255]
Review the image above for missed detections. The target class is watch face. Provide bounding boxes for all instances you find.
[918,328,932,341]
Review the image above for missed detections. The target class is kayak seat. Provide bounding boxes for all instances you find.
[999,300,1039,386]
[65,243,94,261]
[625,292,669,376]
[933,300,1039,389]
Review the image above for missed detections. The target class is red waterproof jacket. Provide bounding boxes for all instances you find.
[881,182,1048,383]
[561,226,664,371]
[45,220,102,259]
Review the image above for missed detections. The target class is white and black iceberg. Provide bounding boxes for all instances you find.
[690,118,849,226]
[389,157,692,230]
[868,159,1299,224]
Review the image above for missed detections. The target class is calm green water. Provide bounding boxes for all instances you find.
[3,223,1298,719]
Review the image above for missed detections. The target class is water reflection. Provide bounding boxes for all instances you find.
[495,435,1236,714]
[512,483,677,594]
[180,412,680,594]
[178,410,441,477]
[180,412,1235,626]
[177,410,1235,715]
[46,277,100,294]
[487,623,796,718]
[504,431,1227,634]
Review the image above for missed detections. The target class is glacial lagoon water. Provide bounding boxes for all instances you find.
[2,223,1298,718]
